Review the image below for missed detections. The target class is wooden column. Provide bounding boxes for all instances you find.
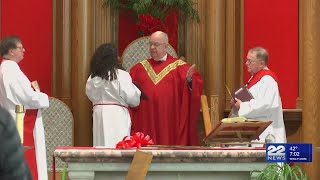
[224,0,242,109]
[94,0,117,48]
[71,0,94,146]
[52,0,72,108]
[301,0,320,178]
[54,0,116,147]
[205,0,226,121]
[296,0,303,109]
[184,0,206,79]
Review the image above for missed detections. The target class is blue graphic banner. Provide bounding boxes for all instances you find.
[266,143,312,163]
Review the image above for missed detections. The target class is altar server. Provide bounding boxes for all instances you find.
[86,43,141,147]
[231,46,286,146]
[0,35,49,180]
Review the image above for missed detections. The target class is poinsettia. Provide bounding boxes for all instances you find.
[136,14,168,36]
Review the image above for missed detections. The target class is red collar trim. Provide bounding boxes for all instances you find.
[246,69,278,89]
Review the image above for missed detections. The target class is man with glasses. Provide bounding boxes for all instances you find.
[0,35,49,180]
[231,46,286,146]
[129,31,203,146]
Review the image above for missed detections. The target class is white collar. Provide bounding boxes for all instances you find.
[154,54,167,61]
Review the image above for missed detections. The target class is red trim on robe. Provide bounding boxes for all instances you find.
[23,109,38,180]
[246,69,278,89]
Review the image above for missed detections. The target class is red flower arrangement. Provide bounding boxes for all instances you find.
[136,14,168,36]
[116,132,154,149]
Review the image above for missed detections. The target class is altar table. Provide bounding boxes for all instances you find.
[54,146,268,180]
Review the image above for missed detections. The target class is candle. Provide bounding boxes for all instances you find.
[15,105,25,144]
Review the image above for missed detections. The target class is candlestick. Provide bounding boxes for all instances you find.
[15,105,25,144]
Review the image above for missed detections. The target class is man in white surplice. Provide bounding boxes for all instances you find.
[0,36,49,180]
[231,46,286,146]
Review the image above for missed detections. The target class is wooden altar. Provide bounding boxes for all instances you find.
[54,146,268,180]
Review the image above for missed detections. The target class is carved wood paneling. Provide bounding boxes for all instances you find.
[52,0,72,108]
[183,0,206,80]
[70,0,95,146]
[205,1,226,120]
[54,0,117,147]
[210,95,220,130]
[301,0,320,178]
[225,0,242,109]
[297,0,303,109]
[283,109,302,143]
[94,0,117,48]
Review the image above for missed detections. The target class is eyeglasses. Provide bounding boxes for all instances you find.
[15,46,24,50]
[246,58,260,64]
[149,42,166,47]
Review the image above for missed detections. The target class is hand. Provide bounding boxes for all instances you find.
[133,82,148,100]
[231,97,242,110]
[230,98,236,106]
[31,81,40,92]
[186,64,196,82]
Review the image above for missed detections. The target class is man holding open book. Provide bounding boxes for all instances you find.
[231,46,286,146]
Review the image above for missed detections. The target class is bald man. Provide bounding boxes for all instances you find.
[130,31,203,145]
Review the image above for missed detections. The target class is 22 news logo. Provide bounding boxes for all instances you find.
[266,144,286,162]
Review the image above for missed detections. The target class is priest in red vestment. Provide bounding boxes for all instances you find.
[130,31,203,145]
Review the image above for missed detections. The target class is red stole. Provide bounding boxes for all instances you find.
[246,69,278,89]
[24,109,38,180]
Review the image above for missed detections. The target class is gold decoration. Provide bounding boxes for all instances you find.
[140,59,186,85]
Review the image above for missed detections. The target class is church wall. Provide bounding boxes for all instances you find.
[244,0,299,108]
[0,0,53,96]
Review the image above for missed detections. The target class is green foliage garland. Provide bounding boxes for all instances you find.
[103,0,200,22]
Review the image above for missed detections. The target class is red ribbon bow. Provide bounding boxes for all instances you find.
[116,132,154,149]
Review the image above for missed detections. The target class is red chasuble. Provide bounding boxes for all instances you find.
[24,109,38,180]
[246,69,279,89]
[130,54,203,145]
